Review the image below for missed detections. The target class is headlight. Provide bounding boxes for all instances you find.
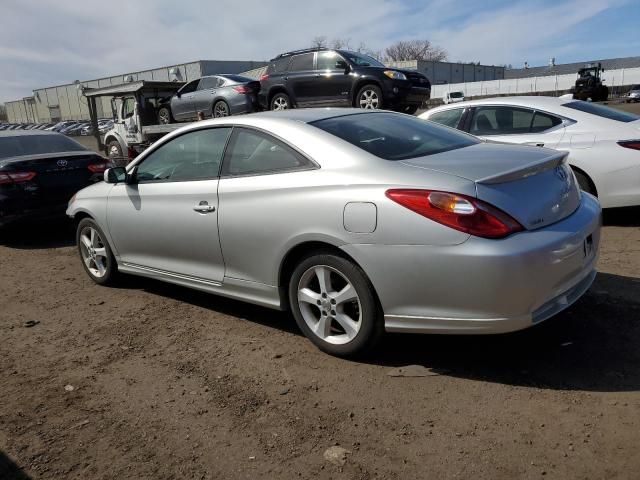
[383,70,407,80]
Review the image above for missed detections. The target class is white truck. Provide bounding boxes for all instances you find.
[83,81,187,164]
[443,91,465,104]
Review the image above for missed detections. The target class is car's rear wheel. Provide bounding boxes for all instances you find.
[213,100,230,118]
[157,106,173,124]
[572,169,597,196]
[76,218,118,285]
[357,85,383,110]
[270,93,291,110]
[289,252,383,357]
[106,140,123,160]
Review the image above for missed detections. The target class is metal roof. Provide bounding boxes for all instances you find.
[505,56,640,79]
[83,81,184,97]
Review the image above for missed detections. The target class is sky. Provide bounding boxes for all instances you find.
[2,0,639,103]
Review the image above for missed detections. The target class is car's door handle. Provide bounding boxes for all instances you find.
[193,201,216,213]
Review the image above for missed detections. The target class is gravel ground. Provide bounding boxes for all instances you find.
[1,207,639,480]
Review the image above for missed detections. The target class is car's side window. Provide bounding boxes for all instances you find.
[123,98,136,119]
[316,51,344,71]
[222,128,312,176]
[135,128,232,183]
[288,53,314,72]
[198,77,217,90]
[470,106,534,136]
[531,111,563,133]
[179,80,199,95]
[428,108,464,129]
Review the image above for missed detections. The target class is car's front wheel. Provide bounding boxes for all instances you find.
[357,84,383,110]
[289,252,383,357]
[157,106,173,124]
[76,218,118,285]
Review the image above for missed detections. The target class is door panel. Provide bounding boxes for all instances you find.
[171,80,199,120]
[314,51,352,106]
[286,53,316,106]
[193,77,218,116]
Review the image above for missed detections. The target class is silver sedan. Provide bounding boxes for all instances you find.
[67,109,601,356]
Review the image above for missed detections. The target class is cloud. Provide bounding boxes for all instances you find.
[1,0,634,103]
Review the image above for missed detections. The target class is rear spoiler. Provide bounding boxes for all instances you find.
[476,151,568,185]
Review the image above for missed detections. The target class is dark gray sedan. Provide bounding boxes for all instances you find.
[158,75,260,123]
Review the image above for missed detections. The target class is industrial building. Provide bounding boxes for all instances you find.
[4,58,503,124]
[4,60,267,124]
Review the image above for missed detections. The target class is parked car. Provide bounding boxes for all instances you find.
[259,48,431,114]
[0,130,109,227]
[443,91,465,104]
[157,75,260,124]
[80,119,113,136]
[419,96,640,208]
[626,84,640,102]
[60,122,90,136]
[67,109,600,357]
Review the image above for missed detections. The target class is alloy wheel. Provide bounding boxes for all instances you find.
[272,97,289,110]
[79,226,108,278]
[359,89,380,109]
[297,265,362,345]
[214,102,229,117]
[158,109,170,124]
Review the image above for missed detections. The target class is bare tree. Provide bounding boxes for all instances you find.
[331,37,352,50]
[311,36,327,48]
[384,40,447,62]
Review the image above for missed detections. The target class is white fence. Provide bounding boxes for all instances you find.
[431,67,640,99]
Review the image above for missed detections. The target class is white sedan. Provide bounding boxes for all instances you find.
[419,96,640,208]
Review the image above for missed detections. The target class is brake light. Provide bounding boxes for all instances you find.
[386,189,524,239]
[233,85,252,94]
[259,74,269,82]
[617,140,640,151]
[0,171,37,185]
[88,163,109,173]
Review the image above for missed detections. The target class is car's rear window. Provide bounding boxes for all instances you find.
[311,112,479,160]
[0,134,87,159]
[562,101,639,123]
[221,74,253,84]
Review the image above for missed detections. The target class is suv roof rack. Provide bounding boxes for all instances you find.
[273,47,330,60]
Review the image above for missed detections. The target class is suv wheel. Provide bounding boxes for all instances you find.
[270,93,291,110]
[288,252,383,357]
[357,85,383,110]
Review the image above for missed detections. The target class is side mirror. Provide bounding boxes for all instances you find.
[336,60,349,72]
[104,167,127,184]
[176,91,182,98]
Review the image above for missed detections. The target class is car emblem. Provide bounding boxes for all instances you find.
[57,159,68,167]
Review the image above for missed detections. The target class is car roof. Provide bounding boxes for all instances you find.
[0,130,62,138]
[434,96,571,109]
[238,108,378,123]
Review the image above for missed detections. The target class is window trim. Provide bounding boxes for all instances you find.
[220,126,318,179]
[133,126,233,184]
[465,105,574,136]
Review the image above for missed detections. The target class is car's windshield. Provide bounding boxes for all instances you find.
[311,112,479,161]
[562,101,640,122]
[0,134,87,159]
[342,51,385,68]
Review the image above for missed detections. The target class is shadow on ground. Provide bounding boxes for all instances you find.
[0,217,75,249]
[603,206,640,227]
[0,451,31,480]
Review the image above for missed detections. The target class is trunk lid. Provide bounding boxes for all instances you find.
[400,143,581,230]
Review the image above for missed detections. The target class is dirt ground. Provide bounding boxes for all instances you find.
[0,207,639,480]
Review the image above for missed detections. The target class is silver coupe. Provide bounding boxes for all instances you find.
[67,109,601,356]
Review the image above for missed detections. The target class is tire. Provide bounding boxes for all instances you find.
[288,252,383,357]
[398,105,418,115]
[213,100,231,118]
[572,169,597,197]
[76,218,118,286]
[270,93,291,111]
[106,140,123,159]
[157,106,173,124]
[356,84,383,110]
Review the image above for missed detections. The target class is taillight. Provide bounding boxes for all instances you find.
[259,74,269,82]
[386,189,524,239]
[233,85,251,94]
[617,140,640,151]
[88,163,109,173]
[0,171,37,185]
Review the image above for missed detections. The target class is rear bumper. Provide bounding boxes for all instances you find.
[341,194,601,334]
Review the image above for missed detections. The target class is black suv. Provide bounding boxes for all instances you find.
[259,48,431,114]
